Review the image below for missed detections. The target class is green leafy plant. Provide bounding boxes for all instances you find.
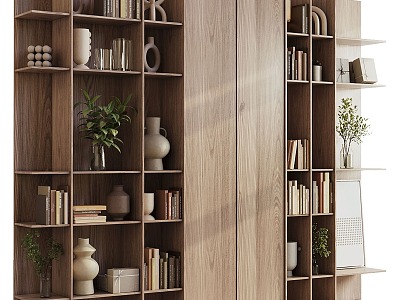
[74,89,136,153]
[21,230,64,275]
[312,223,331,259]
[336,97,370,165]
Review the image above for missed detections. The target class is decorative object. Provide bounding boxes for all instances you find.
[73,0,94,14]
[144,117,170,170]
[73,238,99,295]
[144,0,167,21]
[94,48,112,70]
[144,37,160,72]
[112,38,134,71]
[312,223,331,275]
[74,89,135,170]
[107,268,140,293]
[312,12,320,35]
[143,193,155,220]
[312,6,327,35]
[73,28,91,69]
[106,185,130,220]
[27,44,53,67]
[287,241,298,277]
[21,230,64,298]
[336,58,350,83]
[336,97,370,169]
[312,60,322,81]
[352,58,378,84]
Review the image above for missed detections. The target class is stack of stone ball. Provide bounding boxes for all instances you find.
[27,45,52,67]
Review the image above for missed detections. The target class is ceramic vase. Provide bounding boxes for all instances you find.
[144,117,170,170]
[144,37,160,72]
[287,241,298,277]
[143,193,155,220]
[73,238,99,295]
[73,28,91,69]
[144,0,167,21]
[106,185,130,220]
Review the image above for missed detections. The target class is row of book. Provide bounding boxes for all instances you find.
[95,0,141,19]
[287,180,310,215]
[287,47,308,81]
[73,205,107,224]
[36,185,69,225]
[144,247,181,290]
[155,188,182,220]
[287,139,309,170]
[287,4,309,34]
[312,172,332,214]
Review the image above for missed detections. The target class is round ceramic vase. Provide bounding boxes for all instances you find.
[106,185,130,220]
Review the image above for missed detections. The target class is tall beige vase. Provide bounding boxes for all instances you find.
[144,117,170,170]
[73,238,99,295]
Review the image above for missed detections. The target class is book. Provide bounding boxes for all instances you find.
[144,247,153,290]
[302,52,308,81]
[168,256,175,288]
[153,248,160,290]
[289,139,297,169]
[297,50,303,81]
[289,4,308,33]
[73,205,107,211]
[155,189,168,220]
[36,194,50,225]
[63,191,69,224]
[37,186,51,225]
[323,172,330,213]
[144,262,148,290]
[159,257,164,289]
[73,215,107,223]
[55,190,61,225]
[136,0,140,19]
[120,0,127,18]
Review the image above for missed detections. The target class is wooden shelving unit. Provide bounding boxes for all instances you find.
[14,0,184,299]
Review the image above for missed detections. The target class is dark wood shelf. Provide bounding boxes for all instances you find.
[144,219,183,223]
[144,72,183,78]
[144,20,183,28]
[73,290,141,299]
[15,67,70,74]
[73,69,141,76]
[73,221,141,227]
[15,10,69,21]
[73,13,140,25]
[73,171,141,175]
[144,170,183,174]
[15,171,70,175]
[144,288,183,294]
[15,222,69,228]
[15,294,68,300]
[287,214,309,218]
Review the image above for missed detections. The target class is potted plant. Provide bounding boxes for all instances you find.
[21,230,64,298]
[74,89,135,170]
[312,223,331,275]
[336,97,370,168]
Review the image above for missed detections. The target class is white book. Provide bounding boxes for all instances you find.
[288,181,293,215]
[63,192,69,224]
[312,181,318,214]
[296,140,303,169]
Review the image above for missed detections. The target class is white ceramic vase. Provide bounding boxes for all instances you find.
[144,0,167,21]
[73,238,99,295]
[144,37,160,72]
[143,193,155,220]
[287,241,298,277]
[73,28,91,69]
[144,117,170,170]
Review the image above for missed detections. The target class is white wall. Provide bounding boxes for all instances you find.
[2,1,397,298]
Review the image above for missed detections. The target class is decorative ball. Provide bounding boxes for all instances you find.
[43,45,52,53]
[34,53,42,61]
[43,61,52,67]
[34,61,42,67]
[27,53,35,61]
[43,53,52,61]
[27,61,35,67]
[27,45,35,53]
[35,45,43,53]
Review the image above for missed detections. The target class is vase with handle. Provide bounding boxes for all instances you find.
[144,117,170,170]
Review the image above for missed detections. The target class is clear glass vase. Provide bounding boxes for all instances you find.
[90,144,106,171]
[340,144,353,169]
[39,272,51,298]
[312,257,319,275]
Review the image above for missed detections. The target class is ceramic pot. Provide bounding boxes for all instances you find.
[143,193,155,220]
[73,238,99,295]
[144,117,170,170]
[106,185,130,220]
[73,28,91,69]
[287,241,298,277]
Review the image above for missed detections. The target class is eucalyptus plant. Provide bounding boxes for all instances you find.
[74,89,135,153]
[336,97,370,166]
[21,230,64,276]
[312,223,331,259]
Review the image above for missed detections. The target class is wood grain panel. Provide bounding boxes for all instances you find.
[237,0,285,299]
[287,218,311,278]
[15,0,52,15]
[184,0,236,299]
[336,276,361,300]
[288,280,311,300]
[312,277,335,300]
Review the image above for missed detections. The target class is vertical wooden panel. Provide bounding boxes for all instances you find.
[184,0,236,299]
[237,0,285,299]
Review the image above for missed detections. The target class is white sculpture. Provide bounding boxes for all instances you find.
[144,0,167,22]
[312,6,327,35]
[144,37,161,72]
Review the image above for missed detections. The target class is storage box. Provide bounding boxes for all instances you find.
[352,58,378,84]
[336,58,350,83]
[107,268,140,293]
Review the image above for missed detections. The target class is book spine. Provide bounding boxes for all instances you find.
[159,258,164,289]
[144,262,148,290]
[136,0,140,19]
[302,52,307,81]
[163,260,168,288]
[175,256,180,288]
[63,192,69,224]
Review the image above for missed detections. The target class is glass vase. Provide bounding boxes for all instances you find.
[312,257,319,275]
[340,144,353,169]
[39,272,51,298]
[90,144,106,171]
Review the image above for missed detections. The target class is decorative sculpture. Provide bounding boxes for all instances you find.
[144,37,161,72]
[144,0,167,22]
[312,6,328,35]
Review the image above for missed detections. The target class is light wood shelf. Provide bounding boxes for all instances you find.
[144,20,183,28]
[312,81,334,85]
[144,288,183,294]
[15,171,70,175]
[144,170,183,174]
[287,32,309,38]
[287,169,309,172]
[287,214,309,218]
[15,222,70,228]
[287,276,309,281]
[335,168,386,172]
[73,290,141,299]
[15,294,69,300]
[287,79,309,84]
[312,274,334,279]
[73,69,141,76]
[73,170,141,175]
[336,83,386,89]
[336,37,386,46]
[15,10,69,21]
[72,221,141,226]
[15,67,70,73]
[73,13,141,25]
[336,267,386,277]
[144,219,183,223]
[144,72,183,78]
[312,34,334,40]
[312,213,334,217]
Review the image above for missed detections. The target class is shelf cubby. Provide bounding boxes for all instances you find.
[287,280,310,300]
[312,277,335,300]
[15,0,70,15]
[287,217,310,278]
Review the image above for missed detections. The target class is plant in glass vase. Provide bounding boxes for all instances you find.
[21,230,64,298]
[336,97,370,168]
[312,223,331,275]
[74,89,135,170]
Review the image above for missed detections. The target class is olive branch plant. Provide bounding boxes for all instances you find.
[312,223,331,259]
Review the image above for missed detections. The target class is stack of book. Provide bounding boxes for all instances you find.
[144,247,181,290]
[287,180,310,215]
[288,4,309,34]
[154,188,182,220]
[312,172,332,214]
[36,185,69,225]
[287,46,308,81]
[287,139,309,170]
[94,0,141,19]
[73,205,107,224]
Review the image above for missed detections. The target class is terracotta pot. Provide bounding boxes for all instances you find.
[106,185,130,220]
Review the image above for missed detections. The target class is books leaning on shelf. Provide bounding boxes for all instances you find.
[312,172,332,214]
[144,247,181,291]
[73,205,107,224]
[287,180,309,215]
[288,4,309,34]
[154,188,182,220]
[287,139,309,170]
[36,185,69,225]
[94,0,140,19]
[287,47,308,81]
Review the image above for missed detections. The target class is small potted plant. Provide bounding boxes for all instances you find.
[336,97,370,168]
[21,230,64,298]
[74,89,135,170]
[312,223,331,275]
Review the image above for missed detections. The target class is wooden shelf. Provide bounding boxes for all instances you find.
[144,170,183,174]
[73,290,141,299]
[312,274,334,279]
[312,81,334,85]
[15,67,70,74]
[335,168,386,172]
[287,32,309,38]
[287,79,309,84]
[144,288,183,294]
[336,37,386,46]
[15,294,68,300]
[73,14,140,25]
[73,221,141,227]
[336,267,386,277]
[15,222,70,228]
[15,10,69,21]
[312,34,334,40]
[336,82,385,89]
[312,169,334,172]
[73,69,141,76]
[73,171,141,175]
[144,20,183,28]
[312,213,334,217]
[287,169,309,172]
[15,171,70,175]
[287,214,309,218]
[144,72,183,78]
[144,219,183,223]
[287,276,309,281]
